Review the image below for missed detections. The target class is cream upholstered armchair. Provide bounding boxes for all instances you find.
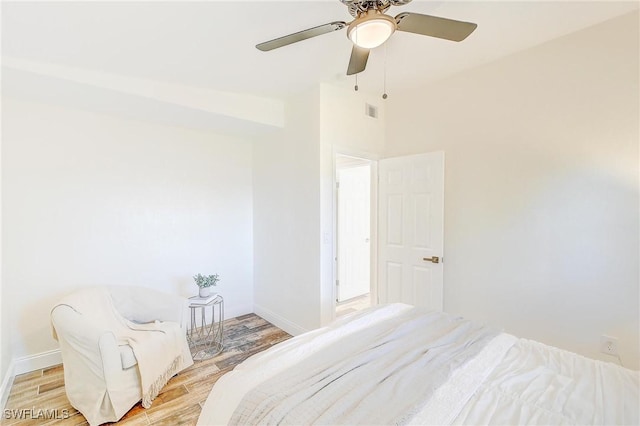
[51,286,194,425]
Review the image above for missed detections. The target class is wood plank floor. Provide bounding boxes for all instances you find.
[3,314,291,426]
[336,293,371,318]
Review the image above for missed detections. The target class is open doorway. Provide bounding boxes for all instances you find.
[335,154,373,318]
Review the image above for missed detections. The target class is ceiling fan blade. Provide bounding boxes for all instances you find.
[256,22,347,51]
[347,45,370,75]
[395,12,477,42]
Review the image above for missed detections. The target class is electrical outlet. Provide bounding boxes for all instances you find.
[600,335,619,356]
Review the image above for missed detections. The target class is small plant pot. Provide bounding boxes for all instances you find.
[198,287,210,298]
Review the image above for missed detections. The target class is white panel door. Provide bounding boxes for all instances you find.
[378,152,444,311]
[337,165,371,301]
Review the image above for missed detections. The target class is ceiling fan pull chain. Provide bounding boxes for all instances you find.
[382,43,388,99]
[354,27,359,91]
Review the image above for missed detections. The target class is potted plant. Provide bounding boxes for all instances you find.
[193,273,220,298]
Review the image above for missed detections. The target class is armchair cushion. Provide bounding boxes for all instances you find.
[119,344,137,369]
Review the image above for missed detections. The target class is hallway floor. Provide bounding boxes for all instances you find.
[336,293,371,318]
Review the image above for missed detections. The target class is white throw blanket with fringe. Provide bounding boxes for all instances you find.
[53,287,184,408]
[123,315,184,408]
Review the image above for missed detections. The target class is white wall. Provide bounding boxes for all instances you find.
[319,83,386,156]
[2,97,254,365]
[385,12,639,368]
[253,89,322,334]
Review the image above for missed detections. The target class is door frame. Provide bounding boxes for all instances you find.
[332,148,379,318]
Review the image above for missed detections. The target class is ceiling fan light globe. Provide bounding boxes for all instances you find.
[348,14,396,49]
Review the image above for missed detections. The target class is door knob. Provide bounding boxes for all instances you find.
[423,256,440,264]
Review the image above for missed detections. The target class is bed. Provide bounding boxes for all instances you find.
[197,303,639,425]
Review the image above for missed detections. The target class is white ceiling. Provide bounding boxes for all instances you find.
[3,1,638,100]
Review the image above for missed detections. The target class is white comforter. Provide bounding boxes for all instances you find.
[197,304,639,425]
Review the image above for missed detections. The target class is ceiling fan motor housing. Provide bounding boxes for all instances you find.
[340,0,413,18]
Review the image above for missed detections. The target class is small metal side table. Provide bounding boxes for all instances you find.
[187,294,224,361]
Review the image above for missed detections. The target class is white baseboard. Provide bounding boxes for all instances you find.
[0,360,15,410]
[0,349,64,409]
[13,349,62,376]
[253,304,308,336]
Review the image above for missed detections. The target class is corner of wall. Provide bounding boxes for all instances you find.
[0,361,15,411]
[0,36,12,407]
[252,87,323,333]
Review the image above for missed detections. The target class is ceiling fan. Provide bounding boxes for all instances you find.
[256,0,478,76]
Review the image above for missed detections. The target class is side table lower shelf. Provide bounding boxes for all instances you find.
[187,295,224,361]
